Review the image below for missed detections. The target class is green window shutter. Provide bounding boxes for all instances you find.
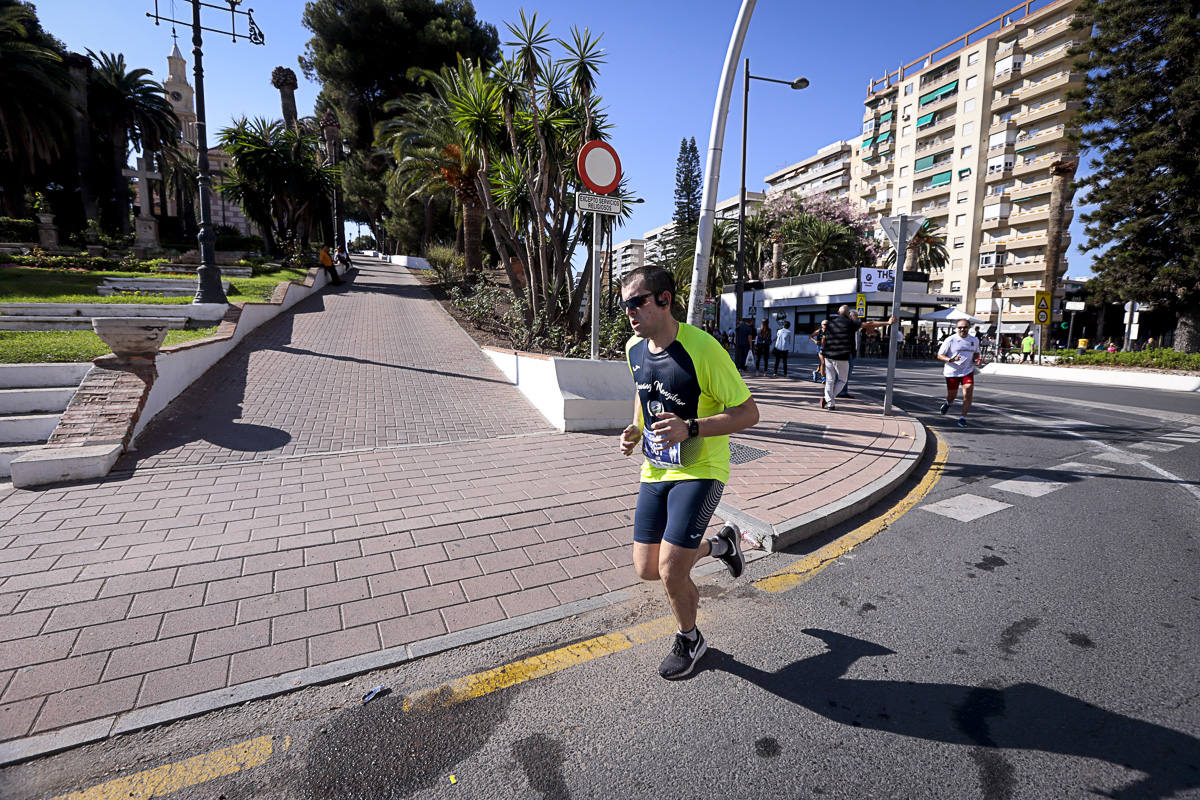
[958,168,972,179]
[917,112,935,127]
[876,130,892,143]
[1015,145,1037,153]
[879,111,894,123]
[930,170,952,187]
[860,137,875,148]
[914,154,936,171]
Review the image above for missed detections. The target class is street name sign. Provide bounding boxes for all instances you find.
[576,193,622,215]
[1035,290,1051,325]
[935,294,963,304]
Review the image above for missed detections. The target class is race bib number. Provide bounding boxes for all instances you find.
[643,432,681,469]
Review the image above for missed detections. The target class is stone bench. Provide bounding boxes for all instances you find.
[98,278,231,297]
[0,303,227,331]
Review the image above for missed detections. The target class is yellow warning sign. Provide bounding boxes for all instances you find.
[856,293,866,315]
[1034,290,1051,324]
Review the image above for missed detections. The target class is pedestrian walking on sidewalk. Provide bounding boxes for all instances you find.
[754,319,771,376]
[937,321,980,427]
[319,244,344,285]
[1021,332,1035,363]
[772,321,793,377]
[821,307,893,411]
[734,317,754,373]
[809,320,827,383]
[618,266,760,680]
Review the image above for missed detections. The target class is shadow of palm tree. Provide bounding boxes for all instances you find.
[709,629,1199,799]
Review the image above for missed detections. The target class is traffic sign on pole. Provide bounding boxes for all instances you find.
[880,215,926,249]
[1035,290,1051,325]
[856,293,866,315]
[576,141,621,195]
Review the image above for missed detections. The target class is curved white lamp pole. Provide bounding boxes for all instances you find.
[686,0,757,327]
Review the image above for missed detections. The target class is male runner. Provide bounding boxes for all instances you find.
[618,266,760,679]
[937,321,980,427]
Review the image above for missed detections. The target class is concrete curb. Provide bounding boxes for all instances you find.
[980,362,1200,392]
[0,589,636,767]
[717,414,928,552]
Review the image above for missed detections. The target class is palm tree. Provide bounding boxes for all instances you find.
[377,87,485,274]
[780,216,862,276]
[0,1,74,215]
[217,117,335,252]
[1042,159,1077,346]
[884,219,949,273]
[86,50,178,234]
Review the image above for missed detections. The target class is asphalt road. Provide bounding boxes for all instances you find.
[4,363,1199,800]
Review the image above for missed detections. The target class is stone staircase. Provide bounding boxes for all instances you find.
[0,363,90,480]
[0,303,227,331]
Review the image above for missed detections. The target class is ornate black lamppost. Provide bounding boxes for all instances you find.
[318,111,349,251]
[147,1,264,304]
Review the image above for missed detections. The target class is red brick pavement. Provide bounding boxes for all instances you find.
[0,258,921,750]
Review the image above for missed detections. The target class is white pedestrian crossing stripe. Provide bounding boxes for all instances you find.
[992,475,1068,497]
[1091,450,1143,464]
[1047,461,1116,474]
[1160,434,1200,444]
[1129,441,1183,453]
[920,493,1012,522]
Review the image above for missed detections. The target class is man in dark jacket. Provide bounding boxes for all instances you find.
[821,306,894,410]
[733,317,755,373]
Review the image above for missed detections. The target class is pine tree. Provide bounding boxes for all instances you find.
[1071,0,1200,352]
[664,136,702,277]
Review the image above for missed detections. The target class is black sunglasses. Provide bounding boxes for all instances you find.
[622,292,658,311]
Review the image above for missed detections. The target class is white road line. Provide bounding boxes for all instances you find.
[992,476,1068,497]
[920,493,1012,522]
[1141,461,1200,507]
[1129,441,1183,453]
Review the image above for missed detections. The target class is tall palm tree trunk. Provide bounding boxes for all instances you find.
[1042,159,1077,346]
[462,200,484,277]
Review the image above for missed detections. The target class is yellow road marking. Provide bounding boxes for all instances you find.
[402,613,690,712]
[53,735,280,800]
[753,431,948,594]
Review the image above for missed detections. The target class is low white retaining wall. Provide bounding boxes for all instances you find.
[482,347,633,432]
[389,255,430,270]
[980,362,1200,392]
[131,266,342,442]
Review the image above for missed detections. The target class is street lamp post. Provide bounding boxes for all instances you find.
[146,0,264,305]
[735,58,807,325]
[319,112,347,251]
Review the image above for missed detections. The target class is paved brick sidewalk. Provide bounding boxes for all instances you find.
[0,258,922,760]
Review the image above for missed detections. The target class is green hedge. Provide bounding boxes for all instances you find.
[1055,348,1200,370]
[0,217,36,242]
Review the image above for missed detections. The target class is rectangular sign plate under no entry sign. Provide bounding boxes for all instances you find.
[576,193,622,215]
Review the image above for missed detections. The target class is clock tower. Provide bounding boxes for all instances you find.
[164,42,196,145]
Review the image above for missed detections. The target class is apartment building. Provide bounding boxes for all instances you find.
[610,237,645,278]
[612,192,766,274]
[763,141,854,199]
[852,0,1082,328]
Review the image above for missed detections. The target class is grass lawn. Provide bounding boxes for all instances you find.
[0,264,312,304]
[0,327,221,364]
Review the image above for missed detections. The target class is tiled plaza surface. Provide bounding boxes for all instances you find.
[0,257,920,751]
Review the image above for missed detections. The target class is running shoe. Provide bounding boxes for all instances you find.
[714,523,745,579]
[659,630,708,680]
[939,401,950,415]
[957,416,967,428]
[820,397,827,409]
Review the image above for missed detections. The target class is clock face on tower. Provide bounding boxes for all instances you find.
[170,91,182,101]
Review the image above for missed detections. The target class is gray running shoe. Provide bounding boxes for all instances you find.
[939,400,950,415]
[714,523,745,579]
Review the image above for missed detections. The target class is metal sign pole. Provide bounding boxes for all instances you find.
[590,211,601,360]
[883,215,907,416]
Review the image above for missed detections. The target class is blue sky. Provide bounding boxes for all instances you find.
[35,0,1092,276]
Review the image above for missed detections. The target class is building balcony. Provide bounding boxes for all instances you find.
[1010,179,1052,200]
[1016,124,1068,145]
[981,216,1008,231]
[865,158,894,176]
[1022,41,1079,72]
[917,198,950,214]
[1016,98,1082,126]
[1002,257,1050,275]
[1020,15,1076,50]
[913,180,952,199]
[916,157,954,175]
[978,239,1007,254]
[1018,71,1082,103]
[915,136,955,154]
[920,63,959,89]
[985,164,1014,182]
[991,91,1020,113]
[989,118,1018,136]
[869,196,893,213]
[1012,151,1067,176]
[1010,205,1073,226]
[921,89,959,114]
[977,264,997,277]
[993,62,1024,88]
[916,113,957,138]
[988,140,1015,155]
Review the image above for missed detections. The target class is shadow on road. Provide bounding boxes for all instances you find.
[707,629,1200,799]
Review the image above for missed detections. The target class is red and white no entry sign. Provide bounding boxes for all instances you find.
[577,140,621,195]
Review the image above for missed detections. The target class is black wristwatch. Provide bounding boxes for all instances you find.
[687,418,700,439]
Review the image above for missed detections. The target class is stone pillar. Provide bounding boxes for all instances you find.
[36,213,58,249]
